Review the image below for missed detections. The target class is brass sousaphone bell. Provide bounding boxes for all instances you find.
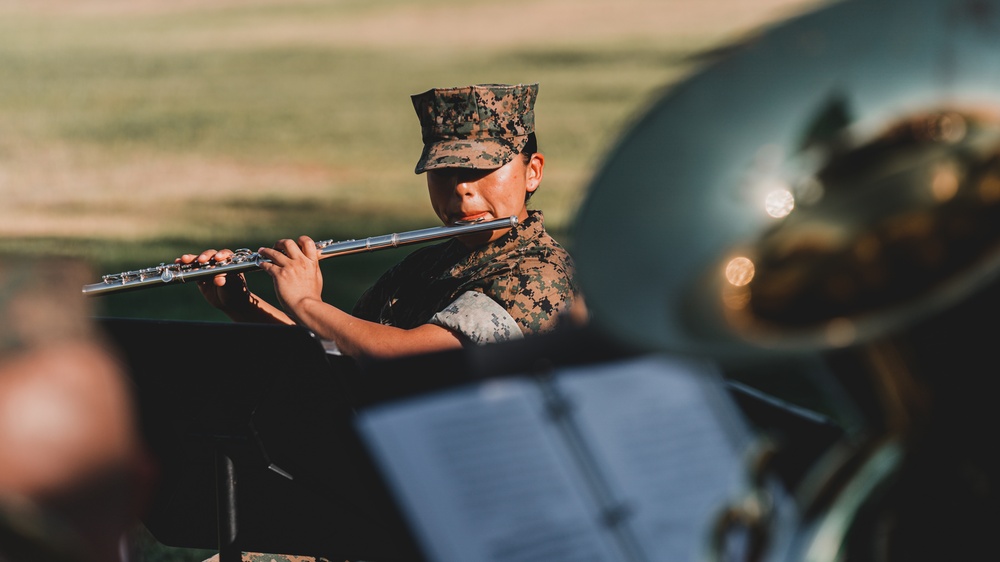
[573,0,1000,559]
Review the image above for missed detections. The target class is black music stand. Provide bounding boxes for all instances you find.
[351,323,845,495]
[99,318,422,562]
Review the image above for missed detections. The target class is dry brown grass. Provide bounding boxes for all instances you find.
[0,0,823,42]
[0,142,344,237]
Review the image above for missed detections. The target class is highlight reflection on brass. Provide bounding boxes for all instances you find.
[725,257,756,287]
[765,189,795,218]
[824,317,857,347]
[725,110,1000,339]
[930,163,960,202]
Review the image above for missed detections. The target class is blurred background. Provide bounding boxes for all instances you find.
[13,3,1000,562]
[0,0,825,321]
[1,2,842,561]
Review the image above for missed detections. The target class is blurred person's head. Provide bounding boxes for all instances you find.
[0,256,149,562]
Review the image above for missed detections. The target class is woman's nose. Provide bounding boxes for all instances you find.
[454,176,479,196]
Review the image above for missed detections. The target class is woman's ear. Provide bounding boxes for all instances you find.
[525,153,544,194]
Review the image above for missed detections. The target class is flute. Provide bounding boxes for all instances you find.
[82,215,518,296]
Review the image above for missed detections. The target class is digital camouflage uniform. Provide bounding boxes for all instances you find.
[352,210,581,343]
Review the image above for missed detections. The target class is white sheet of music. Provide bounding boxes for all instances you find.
[356,355,752,562]
[553,357,752,561]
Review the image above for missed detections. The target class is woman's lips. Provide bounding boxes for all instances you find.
[452,211,490,224]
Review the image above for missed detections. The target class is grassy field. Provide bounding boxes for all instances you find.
[0,0,823,317]
[1,1,829,560]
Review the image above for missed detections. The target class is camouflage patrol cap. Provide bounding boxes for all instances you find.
[411,83,538,174]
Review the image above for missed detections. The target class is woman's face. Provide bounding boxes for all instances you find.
[426,153,544,246]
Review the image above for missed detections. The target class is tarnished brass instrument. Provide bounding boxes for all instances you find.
[82,216,517,296]
[572,0,1000,559]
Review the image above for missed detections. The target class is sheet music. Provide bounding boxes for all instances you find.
[356,354,753,562]
[357,379,626,562]
[552,356,752,562]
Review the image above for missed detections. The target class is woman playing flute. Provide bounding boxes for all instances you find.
[178,83,585,360]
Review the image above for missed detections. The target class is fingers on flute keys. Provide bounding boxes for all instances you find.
[175,249,235,287]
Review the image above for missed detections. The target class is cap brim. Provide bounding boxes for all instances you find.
[415,135,529,174]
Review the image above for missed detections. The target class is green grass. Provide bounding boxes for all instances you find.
[0,1,711,250]
[0,0,715,322]
[0,40,683,175]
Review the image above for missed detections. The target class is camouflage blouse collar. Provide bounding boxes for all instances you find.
[489,209,543,249]
[445,210,545,276]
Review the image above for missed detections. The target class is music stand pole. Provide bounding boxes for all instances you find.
[216,445,240,562]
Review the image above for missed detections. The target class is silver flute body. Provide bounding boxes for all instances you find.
[82,215,518,297]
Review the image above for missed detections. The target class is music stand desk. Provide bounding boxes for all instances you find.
[100,318,420,562]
